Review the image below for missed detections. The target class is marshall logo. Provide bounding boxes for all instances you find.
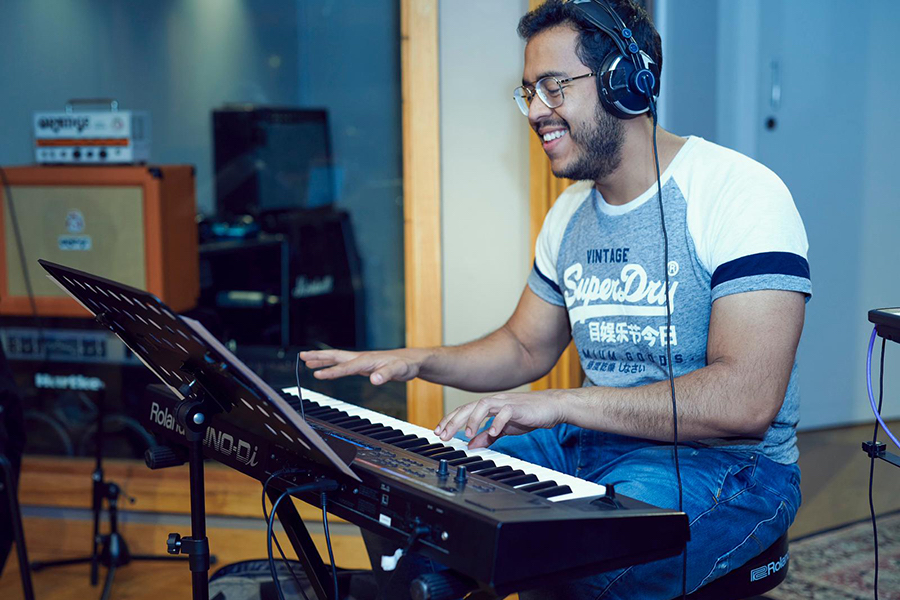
[38,116,90,133]
[149,402,260,467]
[749,552,789,582]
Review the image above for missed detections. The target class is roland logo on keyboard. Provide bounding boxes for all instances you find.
[149,401,259,468]
[204,427,260,468]
[749,552,788,582]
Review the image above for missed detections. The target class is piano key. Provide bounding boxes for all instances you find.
[285,387,606,502]
[465,460,497,473]
[379,433,418,445]
[368,429,406,440]
[419,446,458,458]
[432,450,467,462]
[394,438,430,449]
[517,480,558,493]
[412,443,445,455]
[447,456,483,467]
[534,485,573,499]
[476,466,514,478]
[491,469,527,482]
[502,474,539,487]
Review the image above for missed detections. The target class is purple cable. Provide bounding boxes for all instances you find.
[867,326,900,449]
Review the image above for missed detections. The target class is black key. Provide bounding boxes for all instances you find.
[433,450,466,462]
[356,424,392,436]
[368,429,405,440]
[341,419,375,431]
[491,469,526,482]
[517,480,557,493]
[306,407,338,418]
[447,456,482,467]
[412,443,445,455]
[502,474,539,487]
[419,446,456,458]
[330,416,364,427]
[466,460,497,473]
[476,466,513,478]
[534,485,572,499]
[395,438,429,449]
[319,411,351,423]
[379,434,418,445]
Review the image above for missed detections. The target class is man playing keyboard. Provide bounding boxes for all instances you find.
[301,1,809,598]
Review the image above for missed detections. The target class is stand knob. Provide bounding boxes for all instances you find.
[410,571,478,600]
[167,533,183,555]
[145,446,187,470]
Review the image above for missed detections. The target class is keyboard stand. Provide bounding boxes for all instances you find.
[266,487,338,600]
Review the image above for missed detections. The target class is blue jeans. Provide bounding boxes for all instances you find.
[490,425,801,600]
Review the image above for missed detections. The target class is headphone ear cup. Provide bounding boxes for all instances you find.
[597,51,649,119]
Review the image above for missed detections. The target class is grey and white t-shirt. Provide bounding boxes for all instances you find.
[527,136,811,465]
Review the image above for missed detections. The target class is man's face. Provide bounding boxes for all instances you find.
[523,25,624,181]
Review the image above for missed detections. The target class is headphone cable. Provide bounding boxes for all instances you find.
[648,95,686,600]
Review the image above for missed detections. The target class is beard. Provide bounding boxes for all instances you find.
[550,104,624,182]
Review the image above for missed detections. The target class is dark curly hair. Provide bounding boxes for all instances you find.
[517,0,662,91]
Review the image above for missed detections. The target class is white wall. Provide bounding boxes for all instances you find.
[661,0,900,430]
[439,0,532,413]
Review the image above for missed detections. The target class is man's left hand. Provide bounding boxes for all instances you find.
[434,390,568,448]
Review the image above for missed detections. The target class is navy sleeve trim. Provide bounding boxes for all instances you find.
[533,259,561,295]
[711,252,810,289]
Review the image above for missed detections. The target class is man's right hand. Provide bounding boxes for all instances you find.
[299,348,430,386]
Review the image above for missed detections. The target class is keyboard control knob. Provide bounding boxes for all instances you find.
[455,465,468,484]
[437,459,449,477]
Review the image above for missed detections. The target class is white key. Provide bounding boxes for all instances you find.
[283,387,606,501]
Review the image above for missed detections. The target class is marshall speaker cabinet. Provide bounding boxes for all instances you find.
[0,165,199,317]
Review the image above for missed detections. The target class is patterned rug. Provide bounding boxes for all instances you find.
[765,512,900,599]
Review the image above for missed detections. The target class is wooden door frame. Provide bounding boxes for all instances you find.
[401,0,444,427]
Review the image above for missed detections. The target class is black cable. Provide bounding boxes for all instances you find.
[868,338,885,600]
[321,492,340,600]
[296,352,307,421]
[647,96,686,600]
[262,470,313,600]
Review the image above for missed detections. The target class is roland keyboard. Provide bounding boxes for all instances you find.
[142,384,689,594]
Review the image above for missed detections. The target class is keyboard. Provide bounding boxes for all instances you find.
[289,386,606,503]
[141,384,689,595]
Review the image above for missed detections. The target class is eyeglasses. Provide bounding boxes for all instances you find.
[513,72,598,116]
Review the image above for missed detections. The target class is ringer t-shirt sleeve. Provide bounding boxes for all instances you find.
[682,145,811,302]
[527,181,594,306]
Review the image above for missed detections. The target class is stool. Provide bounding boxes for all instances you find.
[674,533,789,600]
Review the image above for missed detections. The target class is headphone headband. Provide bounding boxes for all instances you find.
[567,0,659,118]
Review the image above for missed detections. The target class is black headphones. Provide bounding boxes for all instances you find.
[568,0,660,119]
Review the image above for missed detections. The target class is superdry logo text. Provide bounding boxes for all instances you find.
[563,263,678,323]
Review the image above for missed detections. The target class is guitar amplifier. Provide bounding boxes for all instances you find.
[0,165,199,317]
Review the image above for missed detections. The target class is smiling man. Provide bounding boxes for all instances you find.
[301,1,810,598]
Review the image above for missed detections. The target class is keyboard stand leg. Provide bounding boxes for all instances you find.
[267,488,335,600]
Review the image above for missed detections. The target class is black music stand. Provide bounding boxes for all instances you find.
[39,259,359,600]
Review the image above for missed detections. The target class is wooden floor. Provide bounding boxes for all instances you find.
[2,419,899,600]
[1,515,370,600]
